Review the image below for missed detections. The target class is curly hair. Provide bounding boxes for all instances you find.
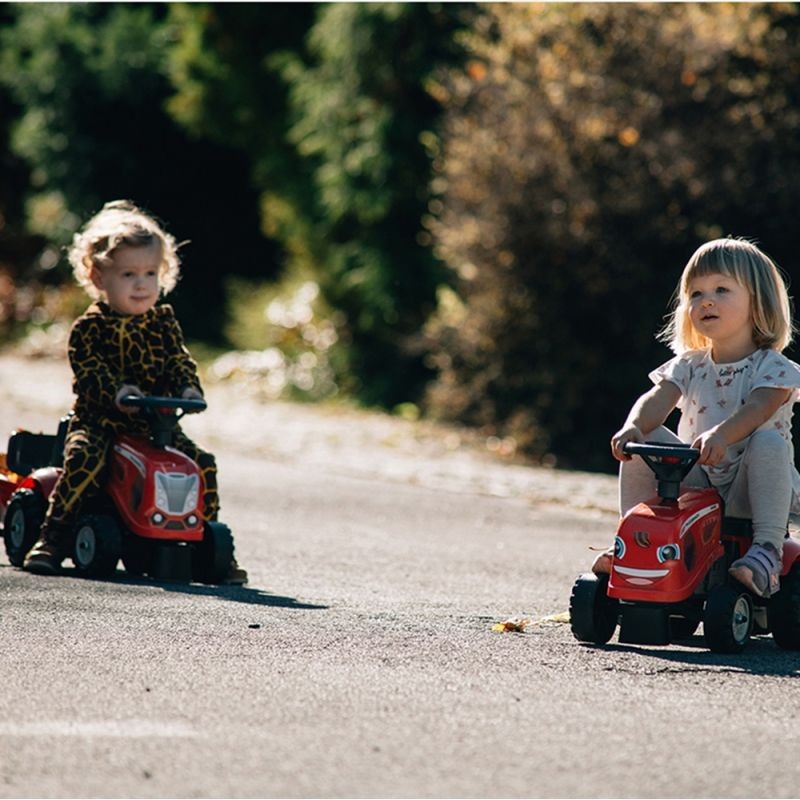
[659,237,795,354]
[68,200,181,299]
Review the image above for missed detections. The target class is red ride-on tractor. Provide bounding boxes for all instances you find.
[2,396,233,583]
[570,442,800,653]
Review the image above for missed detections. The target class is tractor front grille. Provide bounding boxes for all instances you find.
[154,472,200,515]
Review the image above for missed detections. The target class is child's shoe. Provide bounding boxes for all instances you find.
[729,542,781,598]
[23,537,66,575]
[223,559,248,585]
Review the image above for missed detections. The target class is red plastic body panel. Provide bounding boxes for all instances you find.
[20,467,61,500]
[0,470,20,508]
[608,488,724,603]
[107,435,204,541]
[781,536,800,576]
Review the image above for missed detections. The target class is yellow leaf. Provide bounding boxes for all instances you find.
[541,611,571,624]
[492,618,530,632]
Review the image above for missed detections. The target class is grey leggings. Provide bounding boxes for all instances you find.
[620,427,790,553]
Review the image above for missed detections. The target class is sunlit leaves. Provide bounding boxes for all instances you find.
[425,3,800,469]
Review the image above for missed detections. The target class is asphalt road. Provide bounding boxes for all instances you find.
[1,356,800,799]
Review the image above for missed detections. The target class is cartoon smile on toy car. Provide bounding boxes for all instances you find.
[610,501,720,588]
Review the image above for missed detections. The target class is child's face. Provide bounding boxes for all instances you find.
[687,271,752,348]
[91,243,161,316]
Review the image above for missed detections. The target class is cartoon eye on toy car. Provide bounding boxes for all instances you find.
[2,396,233,583]
[570,442,800,653]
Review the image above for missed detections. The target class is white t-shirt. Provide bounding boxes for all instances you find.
[650,348,800,501]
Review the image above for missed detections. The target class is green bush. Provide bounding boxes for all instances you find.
[0,3,275,343]
[165,4,474,405]
[426,3,800,471]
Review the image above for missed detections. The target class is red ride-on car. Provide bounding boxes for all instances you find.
[2,396,233,583]
[570,442,800,653]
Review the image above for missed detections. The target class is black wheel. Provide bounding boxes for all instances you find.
[569,573,618,644]
[3,489,46,567]
[669,617,701,640]
[121,535,152,576]
[72,514,121,578]
[703,584,753,653]
[769,564,800,650]
[192,521,234,584]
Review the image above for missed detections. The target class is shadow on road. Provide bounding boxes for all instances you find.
[1,563,327,609]
[581,636,799,677]
[117,575,329,610]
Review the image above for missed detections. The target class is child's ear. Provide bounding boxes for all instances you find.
[89,265,104,291]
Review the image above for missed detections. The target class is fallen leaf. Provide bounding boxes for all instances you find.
[540,611,570,624]
[492,617,531,632]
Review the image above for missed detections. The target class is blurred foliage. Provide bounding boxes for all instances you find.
[165,3,315,194]
[0,2,276,342]
[0,3,44,338]
[3,3,800,471]
[276,4,474,405]
[168,3,474,404]
[426,3,800,470]
[212,276,342,402]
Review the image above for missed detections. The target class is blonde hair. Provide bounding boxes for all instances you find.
[68,200,181,300]
[659,237,794,354]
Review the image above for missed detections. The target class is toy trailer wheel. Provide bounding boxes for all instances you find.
[569,573,618,644]
[3,489,46,567]
[769,564,800,650]
[72,515,122,578]
[192,521,234,584]
[703,584,753,653]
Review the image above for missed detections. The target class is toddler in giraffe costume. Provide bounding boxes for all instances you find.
[24,200,247,583]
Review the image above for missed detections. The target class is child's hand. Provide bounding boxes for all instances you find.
[181,387,203,402]
[115,384,144,414]
[692,428,728,467]
[181,386,205,413]
[610,425,644,461]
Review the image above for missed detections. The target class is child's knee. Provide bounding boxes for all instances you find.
[643,426,684,445]
[747,429,788,461]
[62,442,108,477]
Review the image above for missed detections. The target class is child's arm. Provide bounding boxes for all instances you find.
[692,387,792,466]
[69,317,122,411]
[611,381,682,461]
[159,306,203,397]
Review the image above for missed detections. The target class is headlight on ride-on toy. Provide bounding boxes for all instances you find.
[657,543,681,563]
[614,536,626,560]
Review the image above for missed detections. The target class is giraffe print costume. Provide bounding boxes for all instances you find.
[41,301,218,544]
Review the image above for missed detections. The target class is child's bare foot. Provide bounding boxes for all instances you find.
[591,548,613,575]
[729,542,781,598]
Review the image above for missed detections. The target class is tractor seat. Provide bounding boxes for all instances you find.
[6,415,70,476]
[723,516,793,540]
